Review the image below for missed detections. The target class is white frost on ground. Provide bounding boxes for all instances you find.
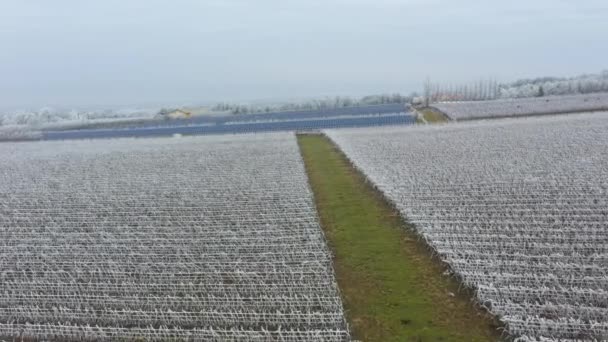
[434,93,608,120]
[0,133,349,341]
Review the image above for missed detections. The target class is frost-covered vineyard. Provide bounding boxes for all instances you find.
[0,133,349,341]
[326,113,608,341]
[434,92,608,120]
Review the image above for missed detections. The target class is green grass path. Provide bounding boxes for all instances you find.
[418,108,449,123]
[298,135,502,342]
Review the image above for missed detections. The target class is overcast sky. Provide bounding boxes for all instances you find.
[1,0,607,109]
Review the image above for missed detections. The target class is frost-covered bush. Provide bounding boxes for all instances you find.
[0,107,158,127]
[500,71,608,98]
[0,125,42,140]
[434,93,608,120]
[326,113,608,341]
[0,133,349,341]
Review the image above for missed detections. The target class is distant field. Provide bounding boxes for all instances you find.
[325,112,608,340]
[0,103,414,141]
[433,92,608,120]
[47,103,409,131]
[42,113,414,140]
[38,104,414,140]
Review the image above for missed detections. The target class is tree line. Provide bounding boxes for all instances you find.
[212,93,415,115]
[424,70,608,104]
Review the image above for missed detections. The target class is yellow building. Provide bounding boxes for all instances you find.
[166,109,192,119]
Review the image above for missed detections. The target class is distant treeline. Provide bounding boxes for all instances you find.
[212,93,415,115]
[502,70,608,98]
[426,70,608,103]
[0,108,156,127]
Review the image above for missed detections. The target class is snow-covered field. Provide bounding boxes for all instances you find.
[0,133,349,341]
[434,93,608,120]
[326,113,608,341]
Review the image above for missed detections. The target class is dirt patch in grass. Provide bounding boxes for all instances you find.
[298,134,504,342]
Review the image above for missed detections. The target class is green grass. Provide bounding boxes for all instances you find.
[418,108,449,123]
[298,135,502,342]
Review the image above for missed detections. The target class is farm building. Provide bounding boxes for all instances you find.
[159,109,192,119]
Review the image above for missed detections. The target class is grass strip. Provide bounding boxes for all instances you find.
[419,108,450,123]
[298,134,502,342]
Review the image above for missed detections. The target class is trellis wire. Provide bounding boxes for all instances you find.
[0,133,349,341]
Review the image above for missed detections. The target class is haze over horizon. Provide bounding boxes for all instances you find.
[1,0,607,109]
